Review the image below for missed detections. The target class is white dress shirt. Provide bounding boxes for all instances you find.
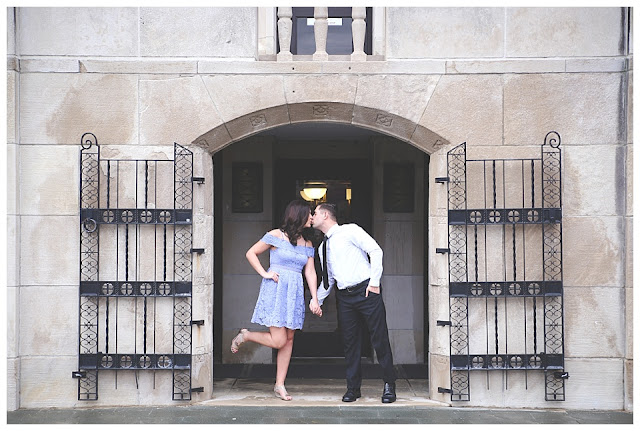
[317,223,384,306]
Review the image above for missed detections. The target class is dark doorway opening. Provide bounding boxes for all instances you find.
[274,158,373,361]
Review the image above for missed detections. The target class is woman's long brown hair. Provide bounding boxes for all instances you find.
[280,200,312,245]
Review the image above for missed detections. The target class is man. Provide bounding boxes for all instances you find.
[311,203,396,403]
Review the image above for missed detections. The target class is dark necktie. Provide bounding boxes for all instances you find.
[322,237,329,290]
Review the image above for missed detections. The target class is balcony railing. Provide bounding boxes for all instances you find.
[276,7,368,61]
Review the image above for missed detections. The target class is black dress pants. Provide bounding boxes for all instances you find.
[336,280,396,390]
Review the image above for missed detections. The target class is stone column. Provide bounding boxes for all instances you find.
[351,7,367,61]
[313,7,329,61]
[276,7,293,61]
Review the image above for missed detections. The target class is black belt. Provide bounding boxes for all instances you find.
[338,279,370,294]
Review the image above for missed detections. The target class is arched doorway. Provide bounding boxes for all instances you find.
[211,122,430,379]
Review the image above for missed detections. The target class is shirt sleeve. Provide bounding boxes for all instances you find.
[350,225,383,287]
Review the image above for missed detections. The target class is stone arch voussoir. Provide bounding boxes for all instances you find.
[191,102,450,155]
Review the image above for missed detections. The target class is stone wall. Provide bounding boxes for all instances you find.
[7,6,632,411]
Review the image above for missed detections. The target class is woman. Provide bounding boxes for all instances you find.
[230,200,322,401]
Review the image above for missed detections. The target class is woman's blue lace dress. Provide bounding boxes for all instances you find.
[251,232,315,330]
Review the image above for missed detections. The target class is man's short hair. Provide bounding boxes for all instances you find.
[317,203,337,221]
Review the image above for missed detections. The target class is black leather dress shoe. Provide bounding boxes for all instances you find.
[381,382,396,403]
[342,388,361,402]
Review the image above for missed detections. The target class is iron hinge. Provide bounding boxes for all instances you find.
[436,248,449,254]
[438,387,452,394]
[437,320,452,327]
[435,177,450,183]
[190,248,205,254]
[191,320,204,326]
[554,372,570,379]
[72,371,86,379]
[192,176,205,184]
[190,387,204,393]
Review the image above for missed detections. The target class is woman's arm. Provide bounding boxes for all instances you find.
[304,242,322,316]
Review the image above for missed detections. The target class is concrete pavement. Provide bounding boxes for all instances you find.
[7,378,633,424]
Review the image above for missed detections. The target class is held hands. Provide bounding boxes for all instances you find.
[309,298,323,317]
[365,285,380,297]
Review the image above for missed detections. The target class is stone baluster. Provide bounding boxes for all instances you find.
[277,7,293,61]
[351,7,367,61]
[313,7,329,61]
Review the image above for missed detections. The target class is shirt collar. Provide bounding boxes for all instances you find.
[325,224,340,239]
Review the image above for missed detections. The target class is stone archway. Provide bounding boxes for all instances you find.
[186,74,450,156]
[181,77,453,404]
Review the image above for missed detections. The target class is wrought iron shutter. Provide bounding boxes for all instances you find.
[440,132,567,401]
[76,133,198,401]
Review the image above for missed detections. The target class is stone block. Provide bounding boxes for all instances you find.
[446,59,565,74]
[383,276,423,330]
[7,7,15,55]
[140,7,256,57]
[7,286,18,358]
[628,70,633,144]
[224,106,290,141]
[8,71,17,143]
[428,284,450,356]
[19,73,138,146]
[387,7,504,58]
[197,59,323,74]
[563,216,624,288]
[352,106,417,141]
[565,58,627,73]
[626,144,632,216]
[563,145,624,217]
[7,357,19,411]
[191,125,234,155]
[428,218,448,288]
[564,286,624,358]
[20,355,83,408]
[284,74,358,105]
[81,60,197,74]
[561,358,624,410]
[504,73,623,146]
[19,286,78,356]
[625,218,632,289]
[7,216,19,288]
[201,75,287,124]
[20,58,80,73]
[192,284,214,351]
[192,149,215,216]
[7,143,17,215]
[409,125,450,154]
[388,329,423,363]
[139,76,225,148]
[355,75,440,124]
[288,102,353,124]
[506,8,624,57]
[17,7,138,56]
[20,215,78,286]
[624,358,633,411]
[190,352,214,400]
[458,358,623,409]
[418,75,503,148]
[625,287,632,359]
[428,353,450,404]
[19,145,79,215]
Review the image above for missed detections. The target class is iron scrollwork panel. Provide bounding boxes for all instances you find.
[77,133,195,401]
[443,132,566,402]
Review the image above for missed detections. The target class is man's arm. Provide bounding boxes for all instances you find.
[351,225,383,287]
